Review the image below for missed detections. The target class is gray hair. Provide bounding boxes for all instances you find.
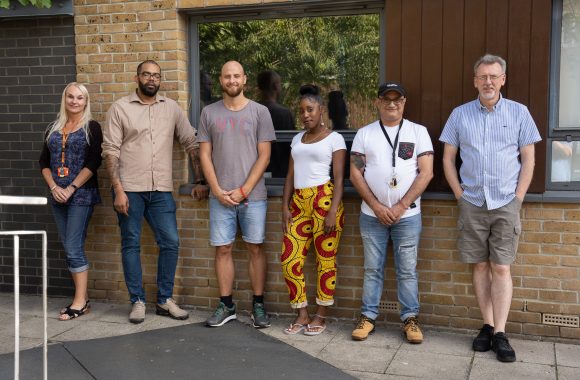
[473,54,507,75]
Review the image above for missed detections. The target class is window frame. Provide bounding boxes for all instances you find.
[547,0,580,191]
[183,0,385,185]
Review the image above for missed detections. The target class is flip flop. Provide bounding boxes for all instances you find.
[283,323,306,335]
[304,323,327,336]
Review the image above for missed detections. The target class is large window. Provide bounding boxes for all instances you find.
[549,0,580,189]
[187,1,383,182]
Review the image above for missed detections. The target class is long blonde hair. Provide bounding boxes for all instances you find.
[45,82,92,143]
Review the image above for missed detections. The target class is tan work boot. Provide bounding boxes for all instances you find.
[156,298,189,320]
[129,300,146,324]
[351,315,375,341]
[403,316,423,344]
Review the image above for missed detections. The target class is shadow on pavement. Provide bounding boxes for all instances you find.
[0,320,355,380]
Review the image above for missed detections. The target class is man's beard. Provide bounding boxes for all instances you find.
[139,81,160,97]
[222,84,243,98]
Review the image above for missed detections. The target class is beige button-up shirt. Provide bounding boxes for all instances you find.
[102,91,197,192]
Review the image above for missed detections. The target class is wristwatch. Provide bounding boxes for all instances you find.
[71,184,78,190]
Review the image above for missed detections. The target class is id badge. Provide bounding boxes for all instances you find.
[57,167,69,177]
[389,174,398,189]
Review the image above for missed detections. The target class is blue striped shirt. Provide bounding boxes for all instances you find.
[439,96,542,210]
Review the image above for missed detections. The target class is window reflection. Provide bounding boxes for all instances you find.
[551,141,580,182]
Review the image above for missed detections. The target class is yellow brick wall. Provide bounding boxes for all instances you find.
[74,0,580,341]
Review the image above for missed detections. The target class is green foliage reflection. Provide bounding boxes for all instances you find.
[199,14,379,129]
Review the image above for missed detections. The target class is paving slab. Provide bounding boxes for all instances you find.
[0,336,45,355]
[511,339,555,365]
[346,371,422,380]
[555,342,580,368]
[400,330,473,357]
[0,343,92,380]
[386,350,472,380]
[558,366,580,380]
[469,357,556,380]
[319,342,396,373]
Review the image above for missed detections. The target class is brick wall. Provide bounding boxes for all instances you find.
[0,16,77,296]
[0,0,574,341]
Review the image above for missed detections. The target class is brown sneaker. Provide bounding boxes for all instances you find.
[352,315,375,341]
[403,316,423,344]
[156,298,189,320]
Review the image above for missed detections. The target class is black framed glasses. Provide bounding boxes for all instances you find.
[140,72,161,80]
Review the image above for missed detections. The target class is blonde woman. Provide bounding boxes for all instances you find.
[39,82,102,321]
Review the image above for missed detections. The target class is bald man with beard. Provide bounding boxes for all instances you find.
[198,61,276,328]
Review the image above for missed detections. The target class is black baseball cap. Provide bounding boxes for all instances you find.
[378,82,406,97]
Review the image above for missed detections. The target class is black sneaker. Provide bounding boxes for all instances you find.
[472,324,494,352]
[492,332,516,362]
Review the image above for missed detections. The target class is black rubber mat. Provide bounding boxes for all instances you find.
[0,321,355,379]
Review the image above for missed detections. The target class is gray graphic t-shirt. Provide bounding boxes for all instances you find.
[197,100,276,201]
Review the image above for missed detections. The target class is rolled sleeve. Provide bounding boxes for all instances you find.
[173,103,197,153]
[102,104,123,160]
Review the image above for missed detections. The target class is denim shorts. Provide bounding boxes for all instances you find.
[209,197,267,246]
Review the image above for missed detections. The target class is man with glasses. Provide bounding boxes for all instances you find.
[440,54,541,362]
[103,60,208,324]
[350,82,434,343]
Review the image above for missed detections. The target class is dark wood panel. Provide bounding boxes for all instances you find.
[462,0,487,103]
[527,0,551,192]
[485,0,509,57]
[421,0,444,191]
[382,0,550,193]
[506,0,532,104]
[438,0,466,191]
[400,0,422,121]
[385,0,402,81]
[441,0,465,124]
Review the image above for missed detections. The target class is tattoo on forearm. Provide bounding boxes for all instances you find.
[104,155,121,187]
[189,145,204,181]
[351,153,366,172]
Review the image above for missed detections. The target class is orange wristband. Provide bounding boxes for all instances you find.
[239,186,247,199]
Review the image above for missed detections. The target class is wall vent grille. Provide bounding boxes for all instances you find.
[542,314,579,328]
[378,301,399,312]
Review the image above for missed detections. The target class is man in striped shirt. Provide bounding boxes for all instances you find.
[440,54,541,363]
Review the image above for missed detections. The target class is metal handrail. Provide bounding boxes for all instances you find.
[0,195,48,380]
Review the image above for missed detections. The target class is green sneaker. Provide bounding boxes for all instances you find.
[206,302,237,327]
[251,302,271,328]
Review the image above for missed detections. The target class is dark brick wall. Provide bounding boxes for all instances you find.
[0,16,76,296]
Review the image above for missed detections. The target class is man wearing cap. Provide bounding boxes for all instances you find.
[350,82,433,343]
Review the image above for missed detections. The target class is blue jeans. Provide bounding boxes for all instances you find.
[114,191,179,304]
[51,204,93,273]
[359,212,422,321]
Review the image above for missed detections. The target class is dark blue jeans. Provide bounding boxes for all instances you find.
[51,203,94,273]
[114,191,179,304]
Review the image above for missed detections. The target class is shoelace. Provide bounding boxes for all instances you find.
[406,318,419,332]
[214,304,226,316]
[356,317,369,329]
[253,304,266,317]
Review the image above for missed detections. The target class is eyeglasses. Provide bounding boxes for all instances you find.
[140,72,161,80]
[378,96,405,106]
[475,74,504,82]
